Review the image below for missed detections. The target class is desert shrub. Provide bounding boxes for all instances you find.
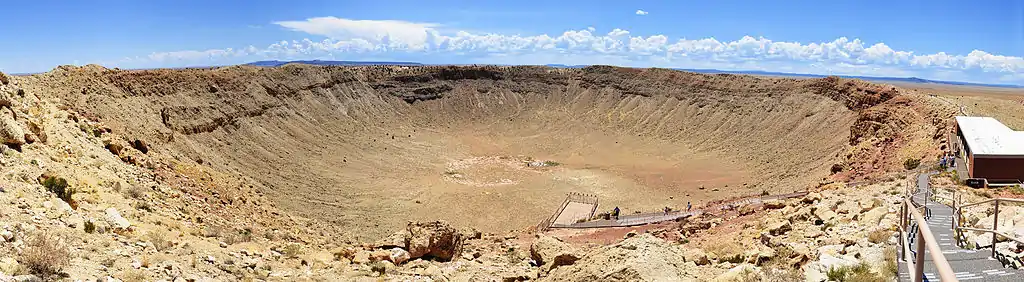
[867,230,891,244]
[146,230,173,251]
[760,190,770,196]
[123,185,147,199]
[979,190,993,198]
[119,269,148,282]
[903,158,921,170]
[19,233,71,277]
[283,243,302,258]
[827,262,880,282]
[370,261,388,276]
[883,247,898,278]
[826,265,848,281]
[504,247,523,264]
[42,176,73,203]
[1008,185,1024,196]
[443,170,459,175]
[542,161,560,166]
[84,220,96,233]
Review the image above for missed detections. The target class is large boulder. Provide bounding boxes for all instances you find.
[529,235,582,272]
[763,219,791,236]
[764,199,787,209]
[802,192,822,204]
[0,107,24,148]
[547,234,699,281]
[683,248,710,265]
[404,221,464,261]
[813,207,838,224]
[861,207,888,225]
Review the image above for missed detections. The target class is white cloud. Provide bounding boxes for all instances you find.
[635,10,648,15]
[121,17,1024,85]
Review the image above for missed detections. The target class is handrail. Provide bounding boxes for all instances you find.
[904,197,959,282]
[957,227,1024,245]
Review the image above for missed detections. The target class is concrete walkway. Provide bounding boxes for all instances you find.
[550,192,807,229]
[897,172,1023,281]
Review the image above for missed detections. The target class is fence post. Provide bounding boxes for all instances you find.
[900,202,906,261]
[915,228,925,282]
[993,199,1000,258]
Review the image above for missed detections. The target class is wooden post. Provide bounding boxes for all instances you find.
[993,199,1000,257]
[915,229,926,282]
[952,189,956,230]
[900,203,906,260]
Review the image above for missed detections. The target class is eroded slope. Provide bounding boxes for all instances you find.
[15,65,943,239]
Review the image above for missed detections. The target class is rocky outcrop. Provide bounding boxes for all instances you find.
[547,234,698,281]
[530,235,583,272]
[0,107,24,149]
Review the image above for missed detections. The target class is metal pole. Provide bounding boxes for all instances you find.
[915,229,925,282]
[993,199,1000,257]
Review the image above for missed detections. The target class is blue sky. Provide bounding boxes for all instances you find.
[2,0,1024,84]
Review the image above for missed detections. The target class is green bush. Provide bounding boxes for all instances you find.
[543,161,560,166]
[84,220,96,234]
[42,176,73,204]
[1008,185,1024,196]
[904,158,921,170]
[827,262,879,282]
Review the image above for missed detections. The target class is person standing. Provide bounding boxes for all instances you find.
[687,201,692,212]
[612,206,620,220]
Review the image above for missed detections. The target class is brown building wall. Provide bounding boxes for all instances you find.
[971,156,1024,182]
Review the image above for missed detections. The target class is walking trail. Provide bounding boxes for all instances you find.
[897,172,1023,281]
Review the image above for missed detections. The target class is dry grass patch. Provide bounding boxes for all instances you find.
[867,230,891,244]
[19,233,71,277]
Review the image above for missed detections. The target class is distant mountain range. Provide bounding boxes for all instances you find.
[540,64,1024,89]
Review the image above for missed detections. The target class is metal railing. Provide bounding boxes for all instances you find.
[954,197,1024,257]
[536,192,600,232]
[900,174,959,282]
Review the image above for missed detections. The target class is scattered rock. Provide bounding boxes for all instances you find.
[0,257,19,275]
[763,219,791,236]
[529,235,582,272]
[388,248,411,264]
[0,230,12,242]
[104,208,131,230]
[0,107,25,149]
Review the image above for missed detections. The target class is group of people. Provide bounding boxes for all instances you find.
[609,201,693,220]
[939,153,957,169]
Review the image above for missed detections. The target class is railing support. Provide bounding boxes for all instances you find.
[900,204,906,260]
[993,199,1000,257]
[915,230,925,282]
